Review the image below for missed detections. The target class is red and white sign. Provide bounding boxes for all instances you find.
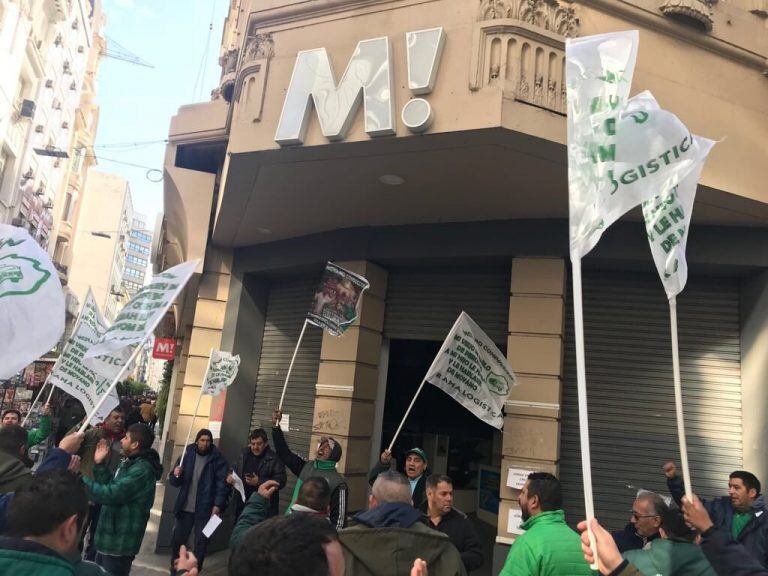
[152,338,176,360]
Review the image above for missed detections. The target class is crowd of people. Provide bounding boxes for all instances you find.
[0,400,766,576]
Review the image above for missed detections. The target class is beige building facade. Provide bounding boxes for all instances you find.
[156,0,768,566]
[68,170,132,323]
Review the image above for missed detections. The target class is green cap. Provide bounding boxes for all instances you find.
[406,447,428,462]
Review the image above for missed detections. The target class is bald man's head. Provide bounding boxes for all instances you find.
[371,470,411,509]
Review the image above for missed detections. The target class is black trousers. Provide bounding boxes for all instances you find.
[84,503,101,561]
[170,511,209,573]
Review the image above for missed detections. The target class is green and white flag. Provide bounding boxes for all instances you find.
[0,225,64,379]
[202,350,240,396]
[84,260,198,379]
[566,32,713,259]
[642,137,716,298]
[424,312,516,429]
[48,289,121,422]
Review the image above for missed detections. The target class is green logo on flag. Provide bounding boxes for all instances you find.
[486,372,510,395]
[0,254,51,299]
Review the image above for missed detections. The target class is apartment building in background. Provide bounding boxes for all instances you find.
[68,170,132,323]
[124,211,152,294]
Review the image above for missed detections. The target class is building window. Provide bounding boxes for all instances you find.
[62,191,74,222]
[123,267,143,279]
[127,241,150,255]
[130,230,151,243]
[126,254,147,266]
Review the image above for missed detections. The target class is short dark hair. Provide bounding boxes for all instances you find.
[296,477,331,512]
[0,425,28,454]
[6,470,89,536]
[2,409,21,420]
[127,423,154,451]
[196,428,213,442]
[426,474,453,491]
[229,513,337,576]
[661,508,696,543]
[249,428,268,443]
[109,405,125,415]
[731,471,761,496]
[526,472,563,512]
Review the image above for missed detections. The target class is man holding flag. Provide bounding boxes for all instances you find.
[272,408,348,530]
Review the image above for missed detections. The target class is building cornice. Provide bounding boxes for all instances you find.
[244,0,767,74]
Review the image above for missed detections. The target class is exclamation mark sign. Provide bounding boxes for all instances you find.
[402,27,445,133]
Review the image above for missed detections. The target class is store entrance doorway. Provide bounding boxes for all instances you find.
[379,339,497,493]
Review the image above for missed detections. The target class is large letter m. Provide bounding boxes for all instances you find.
[275,37,395,145]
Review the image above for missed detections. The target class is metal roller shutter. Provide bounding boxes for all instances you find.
[384,267,510,345]
[250,276,322,512]
[560,270,742,529]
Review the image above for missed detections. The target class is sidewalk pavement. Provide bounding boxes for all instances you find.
[131,482,228,576]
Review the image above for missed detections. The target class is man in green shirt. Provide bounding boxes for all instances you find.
[2,404,52,447]
[500,472,595,576]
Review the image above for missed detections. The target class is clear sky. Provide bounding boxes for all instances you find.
[93,0,229,225]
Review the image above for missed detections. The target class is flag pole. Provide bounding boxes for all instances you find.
[387,378,427,453]
[25,289,93,426]
[278,319,308,411]
[572,256,599,569]
[22,382,52,427]
[46,383,56,404]
[179,349,213,468]
[669,296,692,497]
[387,313,465,453]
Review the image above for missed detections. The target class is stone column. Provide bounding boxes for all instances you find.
[493,257,566,568]
[170,247,233,460]
[309,261,387,512]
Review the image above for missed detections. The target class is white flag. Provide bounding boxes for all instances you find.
[48,289,120,422]
[202,350,240,396]
[84,260,198,379]
[424,312,516,429]
[566,32,712,259]
[0,225,64,378]
[642,137,716,298]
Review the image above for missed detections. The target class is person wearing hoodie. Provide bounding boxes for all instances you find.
[2,404,53,447]
[72,405,126,561]
[81,423,163,576]
[339,470,466,576]
[272,408,348,530]
[230,476,332,550]
[664,461,768,567]
[623,508,716,575]
[168,428,230,573]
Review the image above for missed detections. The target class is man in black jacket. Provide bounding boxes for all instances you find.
[665,461,768,568]
[168,429,230,573]
[611,492,666,552]
[231,428,287,518]
[272,409,348,530]
[369,447,429,509]
[683,493,768,576]
[421,474,483,572]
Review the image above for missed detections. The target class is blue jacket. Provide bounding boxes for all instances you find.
[700,525,768,576]
[168,444,230,517]
[668,476,768,567]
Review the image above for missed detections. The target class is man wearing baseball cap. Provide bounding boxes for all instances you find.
[369,447,429,509]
